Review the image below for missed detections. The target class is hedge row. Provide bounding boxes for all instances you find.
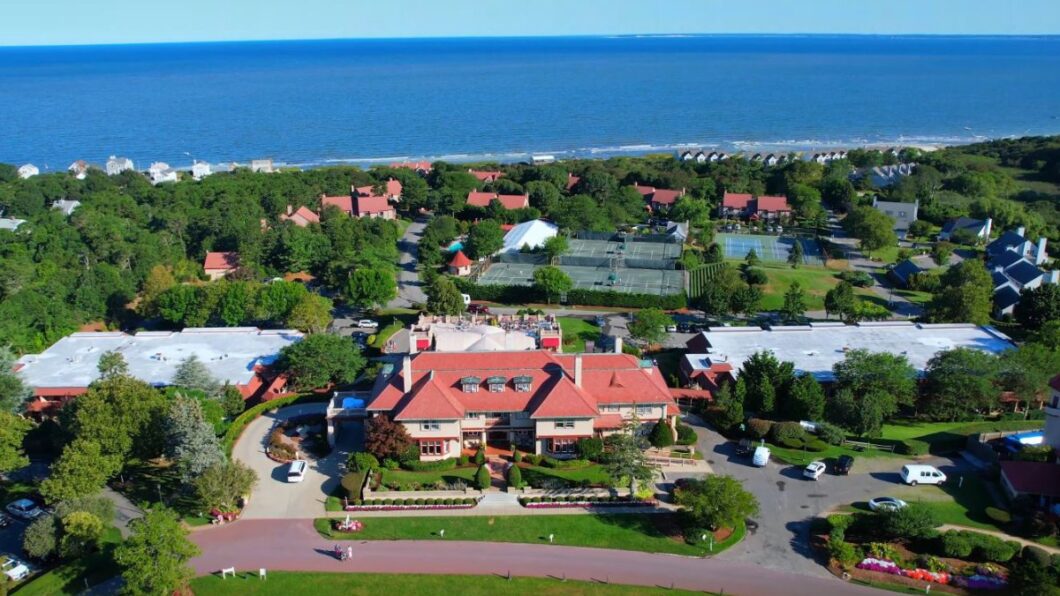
[223,394,328,456]
[347,497,477,507]
[400,457,459,472]
[935,530,1022,563]
[453,278,687,309]
[518,495,645,505]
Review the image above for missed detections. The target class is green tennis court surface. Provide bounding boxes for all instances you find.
[717,233,824,265]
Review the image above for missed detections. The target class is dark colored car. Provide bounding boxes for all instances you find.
[735,439,754,456]
[676,322,691,333]
[834,455,855,475]
[467,303,490,315]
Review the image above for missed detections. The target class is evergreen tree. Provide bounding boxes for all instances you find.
[164,395,224,482]
[787,374,825,421]
[171,354,220,396]
[425,276,466,316]
[744,249,760,267]
[788,240,804,268]
[114,508,200,596]
[649,419,675,448]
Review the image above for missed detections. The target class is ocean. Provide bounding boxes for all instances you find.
[1,35,1059,169]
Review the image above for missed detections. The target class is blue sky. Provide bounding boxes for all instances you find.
[2,0,1059,46]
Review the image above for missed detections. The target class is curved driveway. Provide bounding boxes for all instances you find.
[190,519,878,596]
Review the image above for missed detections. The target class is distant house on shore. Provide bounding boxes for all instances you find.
[389,161,432,175]
[468,169,503,183]
[191,161,212,180]
[250,159,275,174]
[204,251,239,280]
[0,217,26,232]
[52,199,81,217]
[68,160,89,180]
[148,162,179,185]
[354,179,403,203]
[279,205,320,227]
[106,155,134,176]
[18,164,39,179]
[938,217,992,243]
[466,191,529,210]
[871,197,918,240]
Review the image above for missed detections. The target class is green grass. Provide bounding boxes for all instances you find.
[15,528,122,596]
[865,245,900,264]
[877,419,1044,454]
[521,463,610,486]
[378,466,478,487]
[890,289,933,306]
[116,460,211,525]
[313,513,722,556]
[190,572,705,596]
[901,475,1001,531]
[765,441,898,467]
[755,264,849,311]
[558,317,601,353]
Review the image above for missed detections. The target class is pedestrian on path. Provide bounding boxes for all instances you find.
[347,546,353,561]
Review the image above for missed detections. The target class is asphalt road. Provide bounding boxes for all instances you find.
[388,218,428,309]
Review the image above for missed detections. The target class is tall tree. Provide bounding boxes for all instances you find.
[787,374,825,421]
[465,219,504,259]
[922,348,1000,421]
[824,281,856,321]
[780,281,807,322]
[711,382,744,430]
[541,235,569,261]
[277,333,365,390]
[344,268,397,309]
[1015,284,1060,330]
[285,293,333,334]
[842,205,897,251]
[364,416,414,461]
[787,240,804,268]
[171,354,220,396]
[0,347,30,412]
[628,308,673,345]
[40,440,121,504]
[194,460,258,511]
[114,508,200,596]
[998,343,1060,405]
[533,266,573,304]
[164,395,224,482]
[828,388,892,438]
[928,260,994,325]
[602,420,657,494]
[97,350,129,379]
[63,376,168,464]
[832,349,917,407]
[425,276,466,316]
[674,475,760,531]
[0,411,31,474]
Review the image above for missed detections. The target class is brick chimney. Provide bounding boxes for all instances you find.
[574,355,583,388]
[402,355,413,393]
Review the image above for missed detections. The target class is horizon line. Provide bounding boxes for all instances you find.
[3,31,1060,50]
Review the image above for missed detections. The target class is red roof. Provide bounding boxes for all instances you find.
[1001,461,1060,498]
[669,388,714,401]
[466,192,529,210]
[468,170,503,183]
[354,185,375,197]
[632,184,655,197]
[369,351,676,421]
[204,251,239,271]
[355,195,393,216]
[566,174,581,191]
[321,195,353,215]
[280,205,320,226]
[390,161,432,172]
[722,192,754,209]
[649,189,684,206]
[756,195,791,212]
[449,250,472,268]
[385,178,402,197]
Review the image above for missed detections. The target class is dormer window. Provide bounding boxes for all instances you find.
[486,376,506,393]
[461,376,481,393]
[513,375,533,392]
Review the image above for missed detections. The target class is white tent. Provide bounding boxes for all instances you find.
[500,219,558,254]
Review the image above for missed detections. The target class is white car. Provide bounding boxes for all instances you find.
[2,555,32,582]
[5,499,43,520]
[286,459,307,483]
[900,464,947,486]
[357,319,379,329]
[803,461,827,480]
[752,446,770,467]
[665,324,677,332]
[868,497,908,512]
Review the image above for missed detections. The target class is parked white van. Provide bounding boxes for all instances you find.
[900,464,946,486]
[286,460,307,483]
[752,446,771,467]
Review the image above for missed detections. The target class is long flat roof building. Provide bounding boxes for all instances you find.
[685,322,1014,382]
[16,328,304,409]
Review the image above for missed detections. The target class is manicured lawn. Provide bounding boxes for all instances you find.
[15,528,122,596]
[521,463,610,486]
[864,245,900,264]
[558,317,601,353]
[378,466,479,487]
[755,265,848,311]
[891,289,933,306]
[190,572,703,595]
[898,475,1002,531]
[314,513,721,556]
[878,419,1044,454]
[765,441,898,467]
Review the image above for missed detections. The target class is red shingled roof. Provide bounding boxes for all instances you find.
[449,250,472,268]
[321,195,353,215]
[756,195,791,212]
[390,161,432,172]
[204,251,239,271]
[355,195,392,216]
[385,178,402,197]
[354,185,375,197]
[468,169,503,183]
[649,189,684,206]
[1001,461,1060,498]
[466,192,529,210]
[566,174,581,191]
[722,192,754,209]
[368,351,675,421]
[280,205,320,226]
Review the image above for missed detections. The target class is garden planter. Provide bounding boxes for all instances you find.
[343,503,477,512]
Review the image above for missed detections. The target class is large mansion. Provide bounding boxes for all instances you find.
[361,350,678,460]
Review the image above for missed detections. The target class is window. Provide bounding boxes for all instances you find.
[635,405,653,416]
[419,440,445,456]
[421,421,441,431]
[555,419,575,429]
[461,376,481,393]
[465,412,481,419]
[462,382,479,393]
[549,438,577,454]
[513,376,533,392]
[600,405,621,413]
[486,376,506,392]
[512,411,529,420]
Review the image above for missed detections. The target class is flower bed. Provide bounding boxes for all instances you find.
[856,557,952,585]
[343,497,479,511]
[209,509,241,523]
[518,496,656,509]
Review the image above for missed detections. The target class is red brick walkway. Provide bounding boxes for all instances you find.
[190,519,878,596]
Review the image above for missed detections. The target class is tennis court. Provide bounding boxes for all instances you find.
[566,238,682,261]
[717,233,825,266]
[478,262,685,296]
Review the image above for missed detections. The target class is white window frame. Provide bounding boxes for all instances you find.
[421,421,441,431]
[555,419,575,429]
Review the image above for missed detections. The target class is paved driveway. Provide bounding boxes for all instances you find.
[673,416,971,578]
[236,403,361,520]
[387,219,427,308]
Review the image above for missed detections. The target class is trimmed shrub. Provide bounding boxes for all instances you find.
[349,452,379,472]
[401,457,458,472]
[507,464,523,488]
[985,507,1011,524]
[382,458,399,470]
[829,539,860,569]
[512,450,523,463]
[899,439,929,456]
[474,448,486,465]
[770,421,807,445]
[815,422,845,446]
[462,497,474,505]
[939,533,973,558]
[541,457,591,469]
[1021,545,1051,567]
[676,424,698,446]
[747,418,773,439]
[340,472,366,500]
[805,438,829,452]
[575,438,604,461]
[474,465,491,490]
[458,454,470,466]
[414,498,425,506]
[649,420,675,448]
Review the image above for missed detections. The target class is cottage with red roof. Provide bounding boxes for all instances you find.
[631,184,685,212]
[565,173,581,191]
[389,161,432,174]
[279,205,320,227]
[719,192,791,221]
[448,250,472,276]
[354,178,403,202]
[321,186,396,220]
[466,191,530,210]
[349,350,677,459]
[204,251,239,280]
[468,169,503,184]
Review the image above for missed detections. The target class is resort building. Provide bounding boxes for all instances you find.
[321,187,397,220]
[871,198,919,240]
[354,178,403,202]
[357,350,678,459]
[998,375,1060,508]
[106,155,135,176]
[465,191,530,210]
[16,327,304,416]
[631,184,685,211]
[500,219,559,254]
[384,313,561,355]
[148,162,179,185]
[18,164,39,179]
[203,251,239,280]
[684,322,1014,382]
[719,192,791,221]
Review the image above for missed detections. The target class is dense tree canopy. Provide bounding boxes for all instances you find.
[277,333,365,390]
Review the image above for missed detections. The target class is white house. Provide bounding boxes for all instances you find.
[0,217,26,232]
[105,156,134,176]
[17,164,39,179]
[67,160,89,180]
[52,200,81,217]
[191,161,212,180]
[148,162,179,185]
[250,159,274,173]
